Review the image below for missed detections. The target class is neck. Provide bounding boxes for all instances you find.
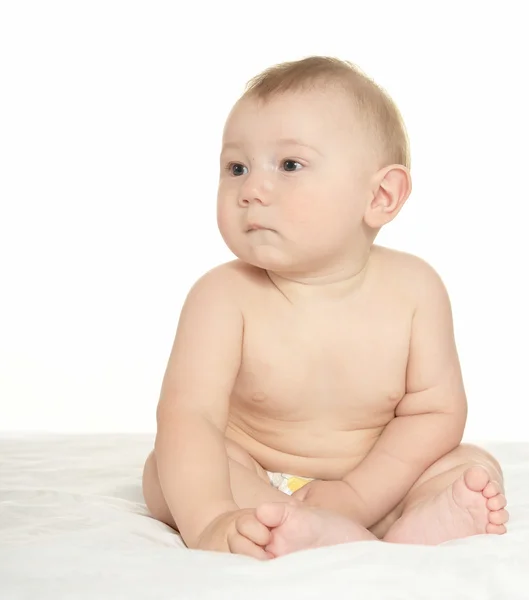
[266,246,374,303]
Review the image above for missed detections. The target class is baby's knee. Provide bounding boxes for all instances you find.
[142,450,177,529]
[141,451,159,508]
[458,444,503,478]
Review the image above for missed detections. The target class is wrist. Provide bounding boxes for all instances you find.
[182,501,239,548]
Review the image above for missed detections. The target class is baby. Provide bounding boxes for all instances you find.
[142,56,509,559]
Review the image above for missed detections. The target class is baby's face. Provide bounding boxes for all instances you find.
[217,87,376,274]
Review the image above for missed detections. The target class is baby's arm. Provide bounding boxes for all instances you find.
[154,267,242,548]
[343,259,468,528]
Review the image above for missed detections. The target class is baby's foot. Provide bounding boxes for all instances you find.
[255,501,378,557]
[383,466,509,545]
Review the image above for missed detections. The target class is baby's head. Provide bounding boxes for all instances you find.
[217,56,412,276]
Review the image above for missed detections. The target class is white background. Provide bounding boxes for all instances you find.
[1,1,527,441]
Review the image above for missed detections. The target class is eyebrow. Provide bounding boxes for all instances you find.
[277,138,322,154]
[221,138,322,155]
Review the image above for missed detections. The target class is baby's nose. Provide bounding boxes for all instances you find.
[238,175,274,207]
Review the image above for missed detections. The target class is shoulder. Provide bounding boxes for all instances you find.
[372,245,450,305]
[186,259,267,301]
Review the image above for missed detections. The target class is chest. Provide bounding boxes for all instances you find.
[234,303,411,419]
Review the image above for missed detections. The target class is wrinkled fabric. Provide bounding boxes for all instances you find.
[1,434,528,600]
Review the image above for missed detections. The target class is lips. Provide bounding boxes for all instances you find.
[247,223,267,231]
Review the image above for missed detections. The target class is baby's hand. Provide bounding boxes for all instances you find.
[292,480,367,522]
[196,508,273,560]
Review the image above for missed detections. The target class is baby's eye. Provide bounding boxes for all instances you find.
[281,160,302,172]
[228,163,248,176]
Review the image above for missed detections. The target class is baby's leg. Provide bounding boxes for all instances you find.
[142,438,290,530]
[143,441,379,557]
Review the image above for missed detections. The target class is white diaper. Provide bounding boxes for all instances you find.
[267,472,313,496]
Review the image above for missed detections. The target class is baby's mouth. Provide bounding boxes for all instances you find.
[247,223,268,231]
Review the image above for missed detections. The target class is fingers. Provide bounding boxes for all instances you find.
[236,513,271,546]
[228,531,272,560]
[227,513,274,561]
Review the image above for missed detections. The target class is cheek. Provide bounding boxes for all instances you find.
[282,187,330,227]
[216,196,235,233]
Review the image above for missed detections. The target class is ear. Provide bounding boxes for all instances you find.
[364,165,412,229]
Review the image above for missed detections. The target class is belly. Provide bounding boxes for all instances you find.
[228,297,407,478]
[225,413,389,480]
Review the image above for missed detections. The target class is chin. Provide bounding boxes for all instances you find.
[229,243,296,272]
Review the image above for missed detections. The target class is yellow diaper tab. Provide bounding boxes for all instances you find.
[267,472,313,496]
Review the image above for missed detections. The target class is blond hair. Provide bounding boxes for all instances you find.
[242,56,410,170]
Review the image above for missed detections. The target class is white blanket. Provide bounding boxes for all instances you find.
[1,434,528,599]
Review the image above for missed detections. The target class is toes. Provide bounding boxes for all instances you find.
[255,502,289,528]
[488,508,509,525]
[236,514,271,546]
[486,493,507,511]
[463,466,490,493]
[482,480,502,499]
[486,523,507,535]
